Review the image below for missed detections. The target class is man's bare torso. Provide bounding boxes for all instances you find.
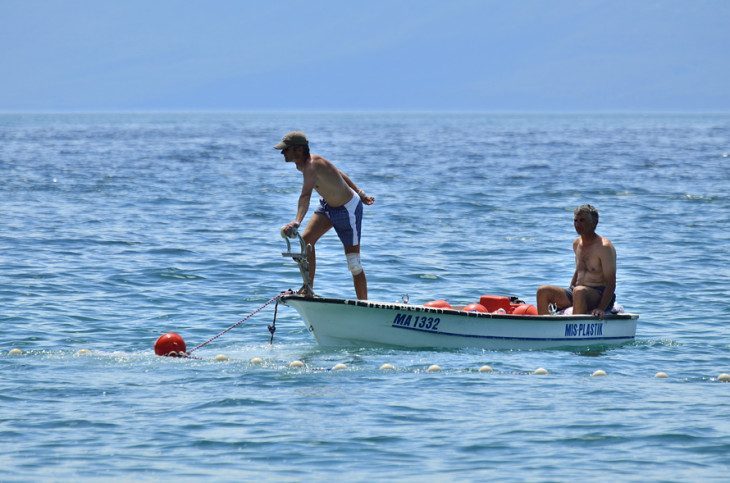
[304,155,354,207]
[574,236,615,287]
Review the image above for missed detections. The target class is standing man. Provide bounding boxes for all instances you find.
[536,204,616,317]
[276,131,375,300]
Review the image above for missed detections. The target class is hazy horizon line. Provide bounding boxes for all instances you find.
[2,108,729,115]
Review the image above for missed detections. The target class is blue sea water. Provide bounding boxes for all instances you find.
[1,112,729,481]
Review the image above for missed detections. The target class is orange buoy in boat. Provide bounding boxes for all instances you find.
[463,303,488,313]
[424,300,452,309]
[511,304,538,316]
[154,332,187,356]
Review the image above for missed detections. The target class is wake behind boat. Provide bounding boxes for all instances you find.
[280,232,638,350]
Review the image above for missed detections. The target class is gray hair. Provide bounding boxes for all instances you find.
[574,204,599,225]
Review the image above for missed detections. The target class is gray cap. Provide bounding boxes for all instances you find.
[274,131,309,150]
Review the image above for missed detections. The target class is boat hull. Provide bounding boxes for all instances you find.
[282,295,638,350]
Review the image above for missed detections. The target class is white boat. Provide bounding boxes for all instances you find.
[281,295,638,350]
[280,232,638,350]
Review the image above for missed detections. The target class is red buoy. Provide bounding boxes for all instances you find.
[424,300,452,309]
[154,332,187,357]
[463,303,488,313]
[511,304,538,316]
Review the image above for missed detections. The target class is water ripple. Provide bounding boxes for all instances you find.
[1,112,729,480]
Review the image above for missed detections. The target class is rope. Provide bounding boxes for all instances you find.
[187,290,291,354]
[268,298,280,344]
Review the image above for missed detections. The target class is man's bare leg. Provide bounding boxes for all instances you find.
[571,286,601,314]
[345,244,367,300]
[536,285,571,315]
[300,213,331,295]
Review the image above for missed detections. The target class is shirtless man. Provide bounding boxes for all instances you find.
[276,131,375,300]
[536,204,616,317]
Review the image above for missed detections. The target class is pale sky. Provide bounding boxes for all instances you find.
[1,0,728,111]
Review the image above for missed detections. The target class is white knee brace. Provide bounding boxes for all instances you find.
[346,253,363,275]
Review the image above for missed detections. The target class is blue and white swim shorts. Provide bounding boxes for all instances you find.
[314,192,363,247]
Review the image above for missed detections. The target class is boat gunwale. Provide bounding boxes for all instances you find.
[280,295,639,321]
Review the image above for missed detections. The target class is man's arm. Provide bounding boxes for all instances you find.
[592,243,617,317]
[569,270,578,289]
[339,169,375,205]
[282,165,317,236]
[570,238,579,287]
[295,168,317,223]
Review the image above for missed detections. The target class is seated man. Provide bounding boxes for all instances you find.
[536,204,616,318]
